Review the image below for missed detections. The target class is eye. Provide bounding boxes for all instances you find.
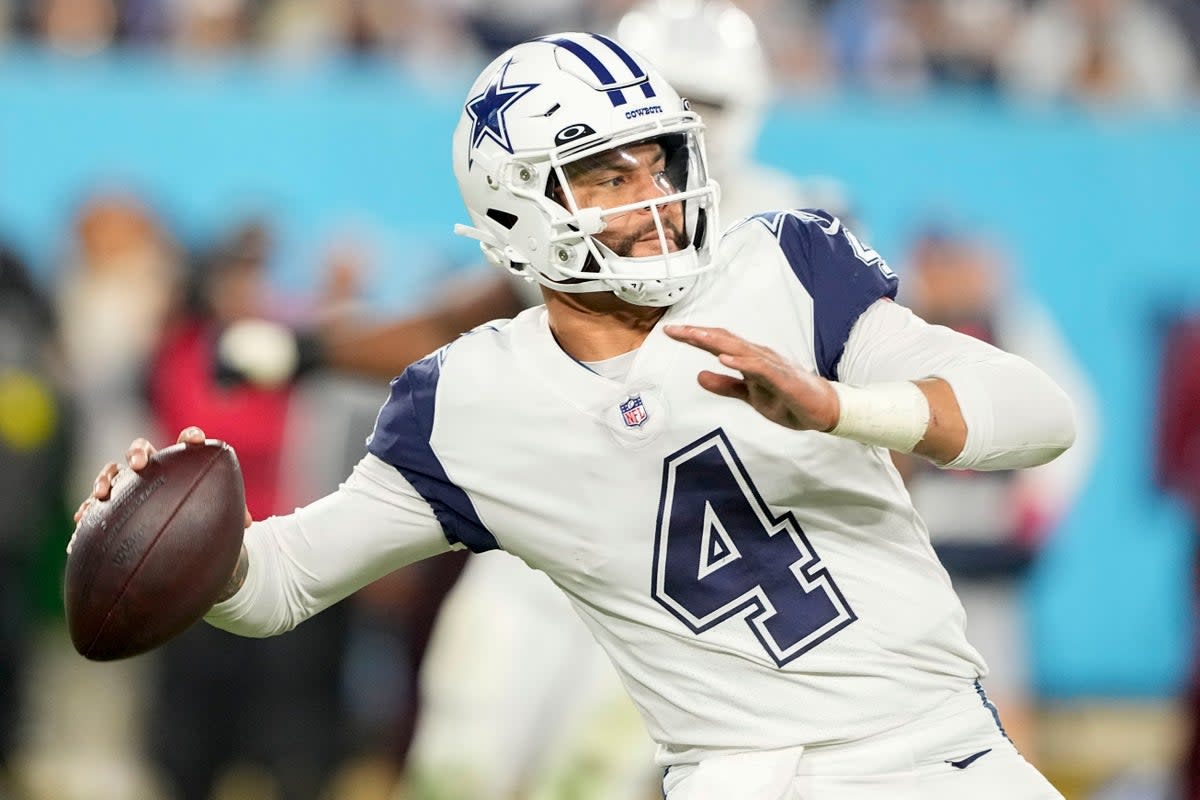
[597,175,626,188]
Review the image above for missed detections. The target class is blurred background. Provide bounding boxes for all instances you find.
[0,0,1198,799]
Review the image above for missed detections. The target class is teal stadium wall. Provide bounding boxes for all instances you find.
[3,50,1198,698]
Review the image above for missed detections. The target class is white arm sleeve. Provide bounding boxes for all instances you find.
[204,452,454,638]
[838,299,1077,471]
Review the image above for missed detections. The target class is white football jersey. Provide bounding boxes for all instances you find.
[364,209,986,765]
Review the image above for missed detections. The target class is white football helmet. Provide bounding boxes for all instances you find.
[453,33,720,307]
[616,0,769,178]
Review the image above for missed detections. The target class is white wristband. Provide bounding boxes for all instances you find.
[828,381,931,454]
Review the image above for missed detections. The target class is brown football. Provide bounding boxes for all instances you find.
[64,440,246,661]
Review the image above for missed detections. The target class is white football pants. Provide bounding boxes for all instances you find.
[662,683,1063,800]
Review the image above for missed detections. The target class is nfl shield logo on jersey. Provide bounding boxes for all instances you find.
[620,395,649,428]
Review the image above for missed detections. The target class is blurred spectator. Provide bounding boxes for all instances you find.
[907,0,1022,89]
[0,244,70,794]
[895,224,1098,759]
[1162,0,1200,66]
[145,220,349,800]
[256,0,478,68]
[453,0,587,55]
[1002,0,1197,108]
[120,0,171,45]
[169,0,251,54]
[0,0,12,42]
[33,0,118,55]
[332,0,403,55]
[825,0,929,92]
[819,0,1026,92]
[13,191,175,800]
[55,190,180,500]
[1155,315,1200,800]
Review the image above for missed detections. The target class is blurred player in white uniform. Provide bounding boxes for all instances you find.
[409,4,826,797]
[85,29,1073,800]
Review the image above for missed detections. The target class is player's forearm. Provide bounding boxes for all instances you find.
[837,300,1077,470]
[322,278,525,379]
[204,517,309,638]
[204,455,453,638]
[322,315,459,378]
[827,368,1073,470]
[825,377,964,464]
[910,378,968,465]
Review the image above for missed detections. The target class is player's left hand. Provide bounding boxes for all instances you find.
[664,325,839,433]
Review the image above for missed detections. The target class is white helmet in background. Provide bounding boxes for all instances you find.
[453,33,720,307]
[616,0,769,177]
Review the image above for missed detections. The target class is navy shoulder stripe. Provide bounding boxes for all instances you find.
[752,209,899,381]
[366,352,500,553]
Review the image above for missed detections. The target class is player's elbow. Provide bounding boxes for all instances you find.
[979,374,1077,471]
[940,357,1079,471]
[1038,381,1078,462]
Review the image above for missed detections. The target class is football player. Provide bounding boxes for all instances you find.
[408,3,821,797]
[82,32,1072,800]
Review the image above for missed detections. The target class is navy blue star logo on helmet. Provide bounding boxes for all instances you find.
[465,59,538,168]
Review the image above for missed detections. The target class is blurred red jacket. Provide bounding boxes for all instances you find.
[149,319,293,520]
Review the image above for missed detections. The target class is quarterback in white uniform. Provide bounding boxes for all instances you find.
[410,3,821,797]
[83,31,1071,800]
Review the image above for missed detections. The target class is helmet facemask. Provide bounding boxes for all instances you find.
[542,119,718,306]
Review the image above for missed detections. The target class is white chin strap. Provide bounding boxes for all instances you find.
[601,247,703,307]
[610,276,698,307]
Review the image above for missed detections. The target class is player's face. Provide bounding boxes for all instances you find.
[563,141,687,258]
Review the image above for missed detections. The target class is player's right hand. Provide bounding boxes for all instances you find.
[71,427,252,548]
[664,324,840,433]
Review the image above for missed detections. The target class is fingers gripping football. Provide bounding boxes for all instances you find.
[69,426,249,555]
[664,325,840,433]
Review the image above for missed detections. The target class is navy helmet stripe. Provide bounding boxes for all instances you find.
[590,33,644,76]
[543,36,626,106]
[547,35,662,107]
[590,34,658,99]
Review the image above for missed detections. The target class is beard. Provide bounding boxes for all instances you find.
[605,214,688,257]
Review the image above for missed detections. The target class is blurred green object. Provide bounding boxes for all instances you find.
[31,497,74,624]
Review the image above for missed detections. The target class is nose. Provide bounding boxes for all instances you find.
[642,167,674,197]
[625,170,675,216]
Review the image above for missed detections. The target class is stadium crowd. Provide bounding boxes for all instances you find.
[0,0,1196,106]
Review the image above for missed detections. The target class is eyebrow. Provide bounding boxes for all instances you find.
[569,146,665,179]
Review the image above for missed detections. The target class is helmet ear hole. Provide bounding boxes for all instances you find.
[486,209,519,230]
